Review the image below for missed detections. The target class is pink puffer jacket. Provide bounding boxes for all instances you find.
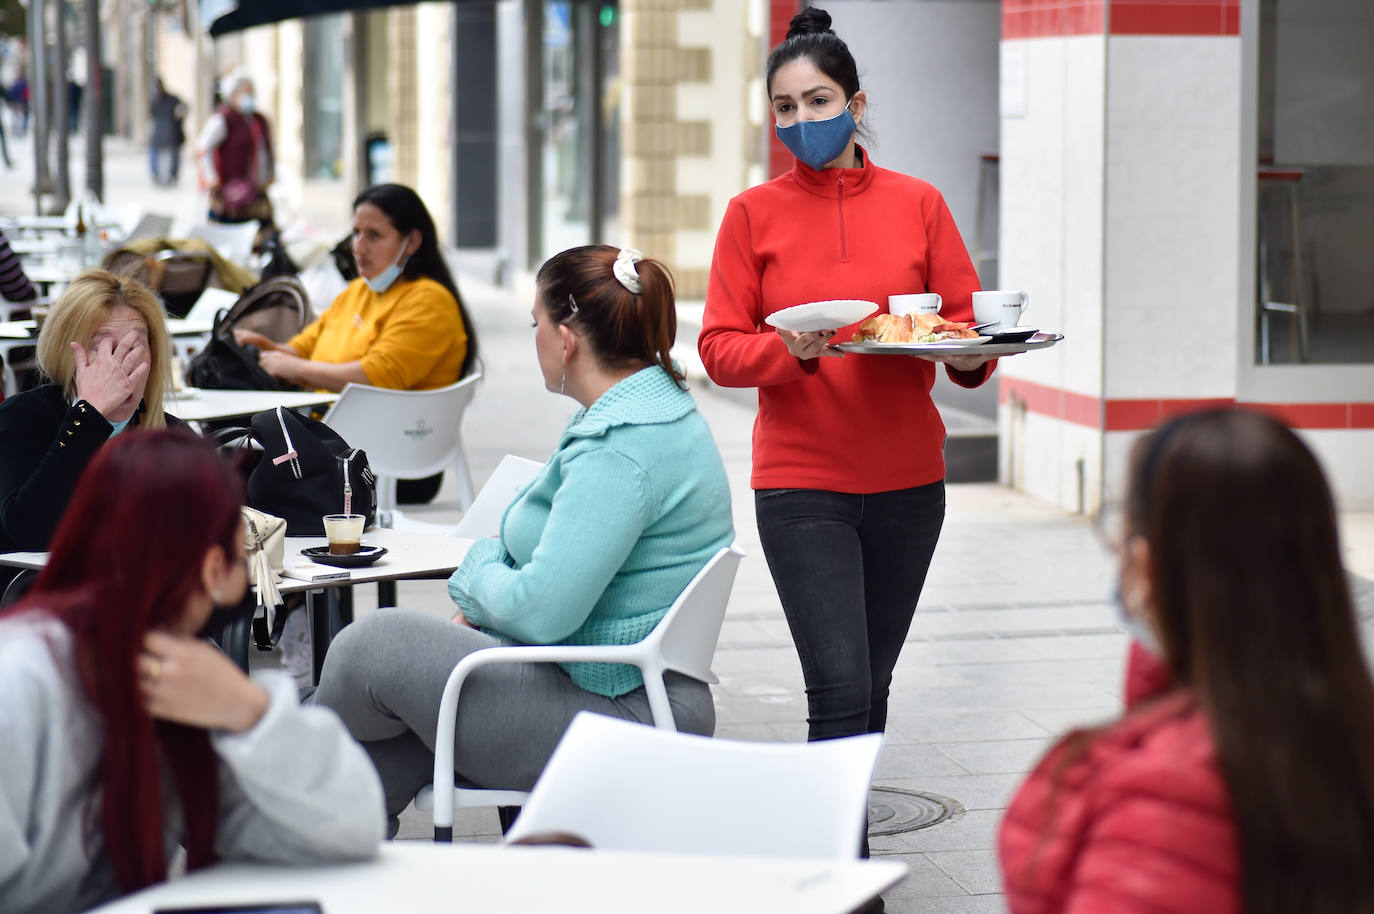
[998,644,1241,914]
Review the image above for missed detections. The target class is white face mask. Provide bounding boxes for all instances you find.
[365,243,410,295]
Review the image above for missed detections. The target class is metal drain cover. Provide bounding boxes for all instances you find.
[868,786,962,836]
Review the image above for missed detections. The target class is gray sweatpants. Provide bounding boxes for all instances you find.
[312,608,715,816]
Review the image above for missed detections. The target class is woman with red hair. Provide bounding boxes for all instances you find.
[0,431,383,914]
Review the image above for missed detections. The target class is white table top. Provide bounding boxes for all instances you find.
[0,529,470,591]
[166,389,338,422]
[280,527,472,593]
[0,317,214,339]
[84,841,906,914]
[8,237,59,256]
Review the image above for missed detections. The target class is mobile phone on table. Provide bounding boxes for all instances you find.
[153,903,323,914]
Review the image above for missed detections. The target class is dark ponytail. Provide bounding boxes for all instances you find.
[536,245,685,390]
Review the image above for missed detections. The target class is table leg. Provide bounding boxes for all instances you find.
[309,585,357,683]
[378,580,397,608]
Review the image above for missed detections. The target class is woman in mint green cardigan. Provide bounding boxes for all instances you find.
[314,246,734,830]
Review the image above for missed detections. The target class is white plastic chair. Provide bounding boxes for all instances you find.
[189,221,259,265]
[321,373,482,524]
[420,543,746,841]
[505,711,882,859]
[451,454,545,539]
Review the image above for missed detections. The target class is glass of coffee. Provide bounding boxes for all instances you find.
[322,514,366,555]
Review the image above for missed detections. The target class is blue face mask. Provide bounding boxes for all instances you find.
[109,416,132,437]
[775,100,857,171]
[237,94,256,115]
[365,244,410,295]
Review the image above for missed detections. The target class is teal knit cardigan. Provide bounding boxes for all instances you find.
[448,366,734,697]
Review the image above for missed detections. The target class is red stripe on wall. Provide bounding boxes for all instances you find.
[1110,1,1240,36]
[1002,0,1237,39]
[767,0,801,179]
[1001,377,1374,431]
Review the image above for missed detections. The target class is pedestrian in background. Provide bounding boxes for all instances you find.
[196,70,275,234]
[1000,408,1374,913]
[149,78,186,186]
[698,7,995,872]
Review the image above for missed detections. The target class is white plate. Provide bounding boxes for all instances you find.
[765,299,879,333]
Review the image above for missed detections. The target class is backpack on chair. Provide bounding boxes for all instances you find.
[186,276,311,391]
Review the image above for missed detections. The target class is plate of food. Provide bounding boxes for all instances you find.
[838,328,1064,357]
[765,299,879,333]
[845,312,988,345]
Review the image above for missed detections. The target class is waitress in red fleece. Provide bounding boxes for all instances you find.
[1000,409,1374,913]
[700,8,995,771]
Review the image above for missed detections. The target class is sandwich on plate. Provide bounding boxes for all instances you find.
[852,312,980,343]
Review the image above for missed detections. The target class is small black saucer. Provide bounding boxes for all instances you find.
[300,545,389,568]
[986,327,1038,342]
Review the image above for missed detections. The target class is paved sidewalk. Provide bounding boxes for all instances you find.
[8,133,1374,913]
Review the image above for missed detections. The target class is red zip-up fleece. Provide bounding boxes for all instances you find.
[699,148,995,493]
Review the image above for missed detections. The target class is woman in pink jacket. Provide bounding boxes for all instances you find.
[999,408,1374,914]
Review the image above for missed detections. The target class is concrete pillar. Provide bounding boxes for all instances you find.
[388,7,419,188]
[620,0,764,300]
[997,0,1243,513]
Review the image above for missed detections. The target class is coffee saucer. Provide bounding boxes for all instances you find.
[300,545,389,568]
[985,326,1038,342]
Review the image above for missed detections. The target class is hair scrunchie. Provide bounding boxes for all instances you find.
[612,247,644,294]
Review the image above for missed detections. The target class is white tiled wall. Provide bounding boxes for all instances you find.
[1001,407,1104,514]
[1103,36,1241,400]
[999,36,1106,401]
[1298,429,1374,509]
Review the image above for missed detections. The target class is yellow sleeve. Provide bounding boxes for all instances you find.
[359,281,467,390]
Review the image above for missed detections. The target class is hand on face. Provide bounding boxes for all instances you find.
[777,328,843,360]
[138,631,269,733]
[71,328,151,420]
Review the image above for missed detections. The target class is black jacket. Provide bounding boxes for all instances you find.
[0,385,180,552]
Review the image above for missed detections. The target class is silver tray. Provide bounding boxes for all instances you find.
[835,332,1064,357]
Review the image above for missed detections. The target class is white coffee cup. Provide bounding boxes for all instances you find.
[972,290,1030,330]
[888,292,942,319]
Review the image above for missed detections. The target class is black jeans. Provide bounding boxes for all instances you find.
[755,482,945,741]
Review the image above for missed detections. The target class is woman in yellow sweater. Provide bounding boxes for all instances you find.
[235,183,477,391]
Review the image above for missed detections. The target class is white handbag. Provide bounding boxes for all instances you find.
[242,506,286,635]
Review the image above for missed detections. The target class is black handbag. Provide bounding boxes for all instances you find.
[187,333,291,391]
[218,406,377,535]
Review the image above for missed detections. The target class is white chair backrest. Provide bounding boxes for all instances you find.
[505,712,882,859]
[189,222,258,264]
[322,374,482,480]
[452,454,544,539]
[127,212,174,241]
[644,545,744,685]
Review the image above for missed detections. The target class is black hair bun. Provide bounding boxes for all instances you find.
[787,7,833,39]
